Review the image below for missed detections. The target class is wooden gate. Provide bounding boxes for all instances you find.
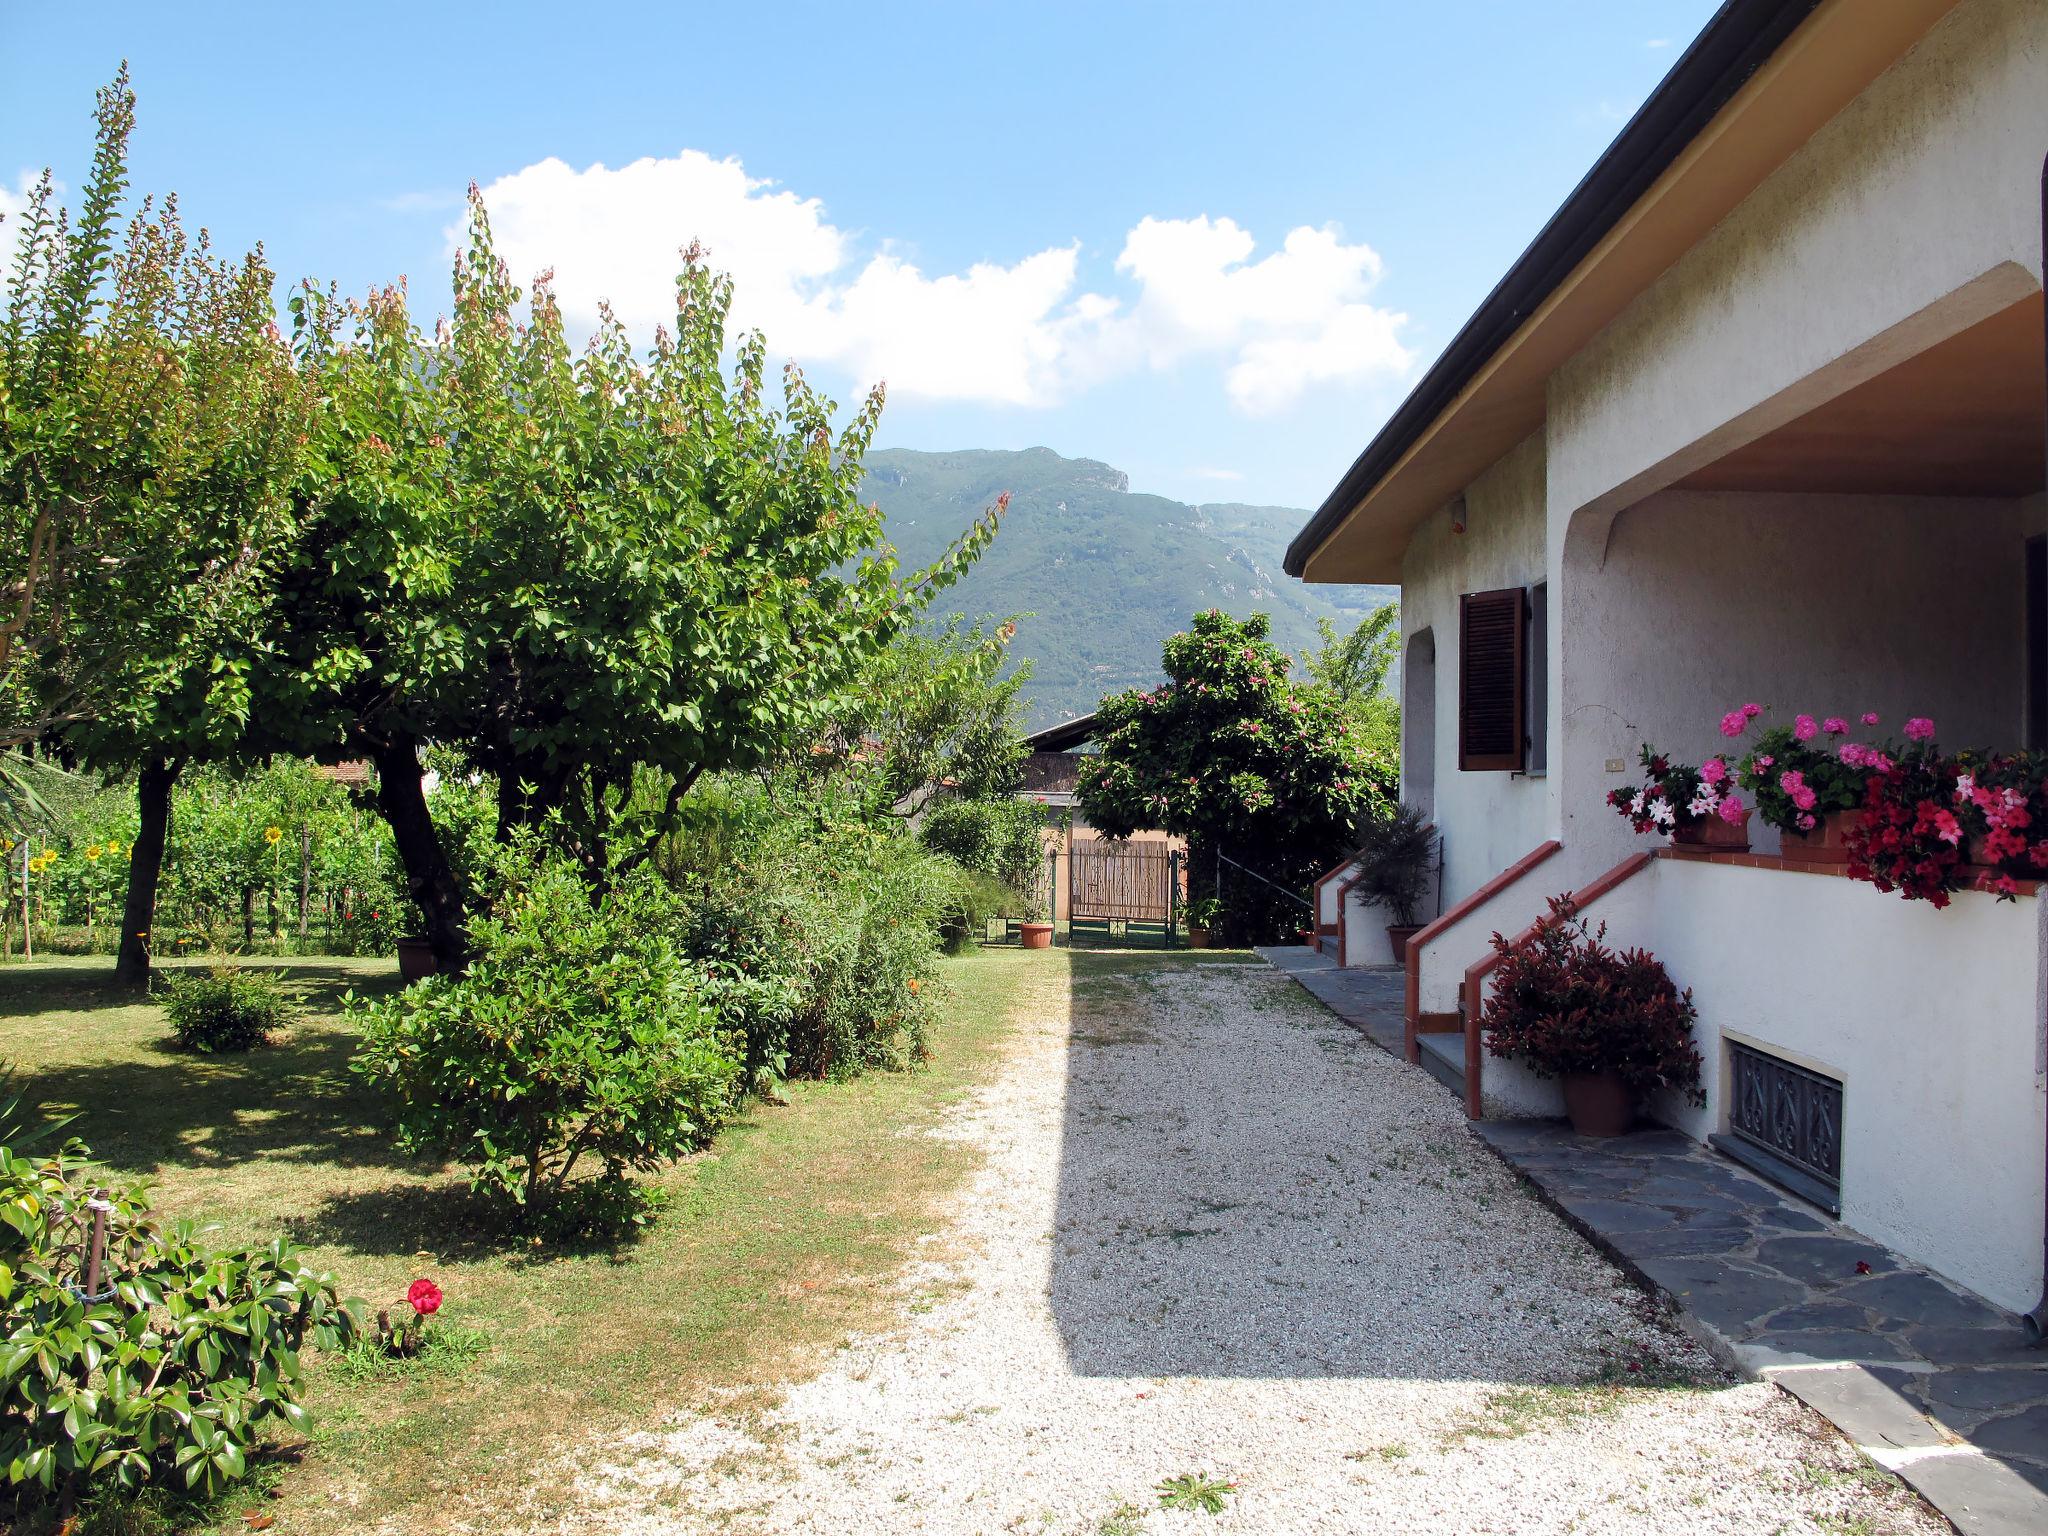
[1067,840,1180,947]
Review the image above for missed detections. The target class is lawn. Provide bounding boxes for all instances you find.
[0,947,1038,1535]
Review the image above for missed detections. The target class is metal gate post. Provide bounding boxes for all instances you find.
[1169,849,1181,947]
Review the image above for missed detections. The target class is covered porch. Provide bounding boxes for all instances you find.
[1522,280,2048,1318]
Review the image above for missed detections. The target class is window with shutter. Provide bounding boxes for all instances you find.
[1459,588,1526,772]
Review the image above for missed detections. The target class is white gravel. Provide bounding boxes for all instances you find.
[559,956,1944,1536]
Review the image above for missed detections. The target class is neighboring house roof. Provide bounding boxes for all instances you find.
[314,760,374,789]
[1024,713,1100,753]
[1286,0,1964,584]
[1018,751,1082,796]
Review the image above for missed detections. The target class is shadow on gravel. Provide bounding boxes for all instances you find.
[1047,950,1670,1383]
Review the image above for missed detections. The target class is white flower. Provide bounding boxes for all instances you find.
[1647,797,1676,828]
[1687,788,1720,819]
[1953,773,1975,802]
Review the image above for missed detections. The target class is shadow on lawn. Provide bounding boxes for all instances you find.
[14,1027,425,1180]
[290,1181,657,1269]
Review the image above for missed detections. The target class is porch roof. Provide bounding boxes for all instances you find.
[1285,0,1965,585]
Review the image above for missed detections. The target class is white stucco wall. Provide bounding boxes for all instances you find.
[1547,0,2048,530]
[1558,489,2034,870]
[1621,859,2046,1314]
[1401,433,1554,908]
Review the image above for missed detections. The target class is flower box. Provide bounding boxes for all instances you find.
[1672,806,1751,852]
[1778,809,1863,866]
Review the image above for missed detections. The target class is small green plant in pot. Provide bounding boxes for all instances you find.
[1479,896,1704,1136]
[1183,895,1221,948]
[1349,805,1438,962]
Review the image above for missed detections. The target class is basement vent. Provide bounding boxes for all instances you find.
[1719,1042,1843,1214]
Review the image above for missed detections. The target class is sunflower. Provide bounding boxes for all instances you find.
[264,825,284,846]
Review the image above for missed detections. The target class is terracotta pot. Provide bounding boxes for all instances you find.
[1561,1072,1635,1137]
[1966,831,1996,869]
[1672,807,1752,852]
[1018,922,1054,950]
[1185,926,1211,950]
[1385,923,1423,963]
[395,936,440,983]
[1779,808,1864,865]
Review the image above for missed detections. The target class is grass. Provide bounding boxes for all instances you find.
[0,947,1037,1535]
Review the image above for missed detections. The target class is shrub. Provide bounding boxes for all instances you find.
[658,781,958,1081]
[1480,897,1704,1103]
[159,963,294,1051]
[0,1118,358,1504]
[918,798,1044,894]
[1349,804,1437,927]
[350,843,742,1221]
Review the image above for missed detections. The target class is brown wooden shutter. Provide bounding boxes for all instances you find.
[1459,588,1526,772]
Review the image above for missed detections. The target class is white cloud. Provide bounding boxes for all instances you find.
[1107,217,1412,414]
[0,170,47,227]
[1646,37,1672,49]
[457,150,1411,415]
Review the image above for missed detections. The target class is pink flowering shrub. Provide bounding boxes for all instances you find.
[1950,753,2048,899]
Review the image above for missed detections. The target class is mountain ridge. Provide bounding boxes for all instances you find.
[861,446,1394,728]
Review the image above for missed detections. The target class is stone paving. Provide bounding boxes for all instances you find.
[1474,1120,2048,1536]
[1254,944,1405,1055]
[1259,944,2048,1536]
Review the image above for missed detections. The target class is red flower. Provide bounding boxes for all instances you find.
[407,1278,443,1316]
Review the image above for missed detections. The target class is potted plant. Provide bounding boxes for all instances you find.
[395,935,440,983]
[1183,895,1221,949]
[1606,744,1750,849]
[1844,726,1973,906]
[1348,805,1437,962]
[1480,896,1705,1137]
[1951,750,2046,897]
[1017,890,1053,950]
[1722,706,1886,860]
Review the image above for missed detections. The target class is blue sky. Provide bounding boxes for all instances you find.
[2,1,1718,512]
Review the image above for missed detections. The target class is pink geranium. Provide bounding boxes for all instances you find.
[1718,710,1747,738]
[1861,712,1880,726]
[1742,703,1762,719]
[1793,714,1818,742]
[1904,717,1935,741]
[1699,757,1728,785]
[1717,794,1747,826]
[1821,717,1848,735]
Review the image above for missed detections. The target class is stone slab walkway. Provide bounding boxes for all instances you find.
[1473,1119,2048,1536]
[1254,945,1405,1056]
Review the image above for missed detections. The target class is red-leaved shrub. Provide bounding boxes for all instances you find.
[1480,897,1704,1103]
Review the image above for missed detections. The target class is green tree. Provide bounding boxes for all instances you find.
[1,70,314,977]
[1304,602,1401,757]
[272,194,999,963]
[1078,609,1396,942]
[812,618,1029,816]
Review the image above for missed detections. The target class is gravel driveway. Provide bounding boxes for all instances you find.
[570,954,1943,1536]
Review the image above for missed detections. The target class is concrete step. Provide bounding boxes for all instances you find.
[1416,1029,1466,1095]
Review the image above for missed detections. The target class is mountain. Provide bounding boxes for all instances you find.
[861,447,1395,729]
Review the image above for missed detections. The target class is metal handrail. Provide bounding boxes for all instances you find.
[1216,849,1314,912]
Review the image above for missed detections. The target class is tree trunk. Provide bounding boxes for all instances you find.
[242,887,255,950]
[114,757,180,986]
[373,736,469,968]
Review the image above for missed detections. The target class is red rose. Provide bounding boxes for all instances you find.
[407,1278,443,1316]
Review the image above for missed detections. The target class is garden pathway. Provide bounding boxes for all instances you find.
[565,953,1946,1535]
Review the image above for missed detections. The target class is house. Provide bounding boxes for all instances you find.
[1288,0,2046,1321]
